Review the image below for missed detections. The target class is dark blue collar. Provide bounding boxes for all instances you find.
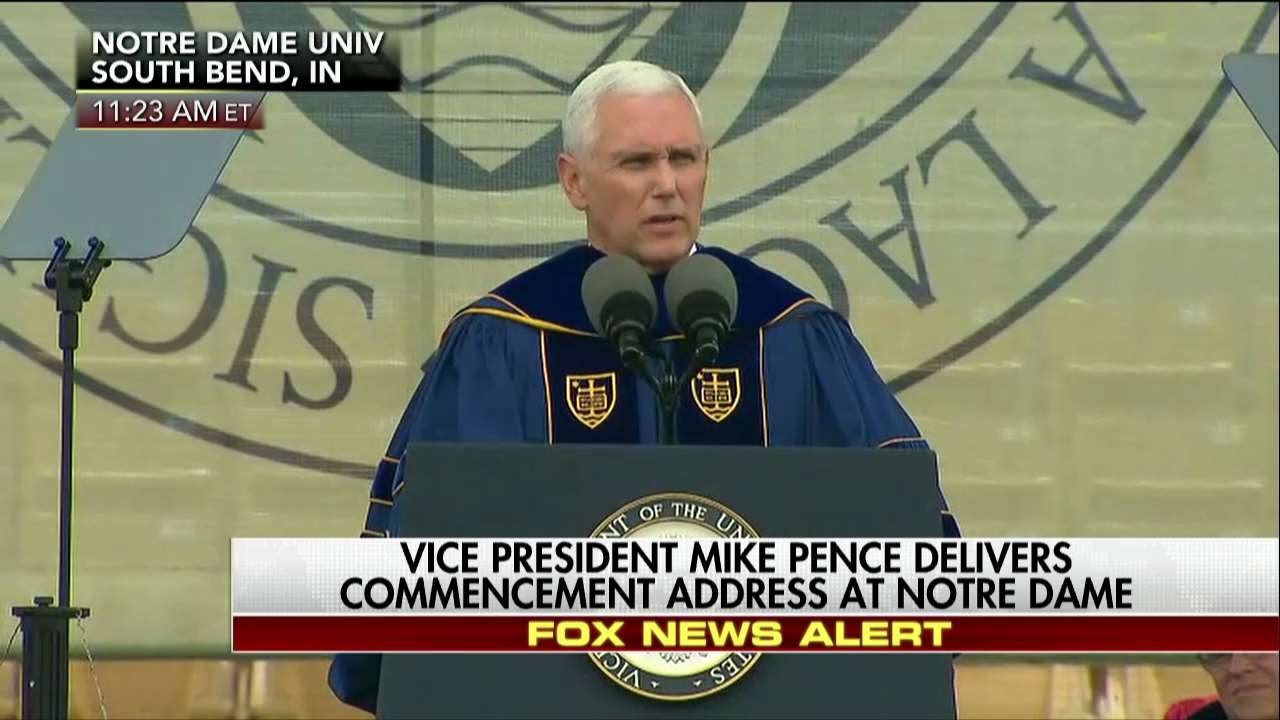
[485,244,817,336]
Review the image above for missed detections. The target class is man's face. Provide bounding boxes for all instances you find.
[557,90,708,274]
[1203,653,1279,720]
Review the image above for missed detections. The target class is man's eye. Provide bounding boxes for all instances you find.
[621,156,650,167]
[670,152,697,164]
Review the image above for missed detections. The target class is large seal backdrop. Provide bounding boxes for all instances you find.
[0,2,1276,657]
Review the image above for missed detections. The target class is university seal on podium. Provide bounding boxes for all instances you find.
[588,493,762,701]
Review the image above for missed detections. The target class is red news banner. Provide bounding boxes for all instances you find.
[233,615,1278,654]
[76,92,265,130]
[230,538,1280,655]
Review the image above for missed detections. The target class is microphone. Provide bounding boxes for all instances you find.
[664,254,738,366]
[581,254,657,368]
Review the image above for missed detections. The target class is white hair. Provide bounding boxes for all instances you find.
[562,60,703,157]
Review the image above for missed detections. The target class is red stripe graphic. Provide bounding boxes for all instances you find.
[232,615,1279,653]
[76,93,265,129]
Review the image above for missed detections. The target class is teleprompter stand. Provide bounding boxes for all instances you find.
[0,91,264,720]
[44,237,110,609]
[9,237,109,720]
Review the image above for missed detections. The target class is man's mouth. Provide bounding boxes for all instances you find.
[645,214,682,225]
[1228,682,1271,697]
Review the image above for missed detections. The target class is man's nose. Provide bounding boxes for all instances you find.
[652,159,678,197]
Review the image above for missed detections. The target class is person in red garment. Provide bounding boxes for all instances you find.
[1163,654,1279,720]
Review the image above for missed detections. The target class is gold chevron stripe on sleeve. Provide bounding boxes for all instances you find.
[765,298,819,326]
[450,307,599,337]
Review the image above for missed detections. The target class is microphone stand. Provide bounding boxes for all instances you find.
[624,344,713,446]
[621,354,674,445]
[611,315,726,446]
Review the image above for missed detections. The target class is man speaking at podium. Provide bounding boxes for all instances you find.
[328,60,960,712]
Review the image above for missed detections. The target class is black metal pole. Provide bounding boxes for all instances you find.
[623,351,679,445]
[660,382,677,446]
[50,239,88,611]
[660,348,713,447]
[59,338,75,609]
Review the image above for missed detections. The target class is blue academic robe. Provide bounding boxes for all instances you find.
[328,244,960,712]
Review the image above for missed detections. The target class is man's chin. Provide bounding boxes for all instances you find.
[633,238,693,273]
[1224,696,1279,720]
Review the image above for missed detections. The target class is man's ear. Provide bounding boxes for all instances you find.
[557,152,588,211]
